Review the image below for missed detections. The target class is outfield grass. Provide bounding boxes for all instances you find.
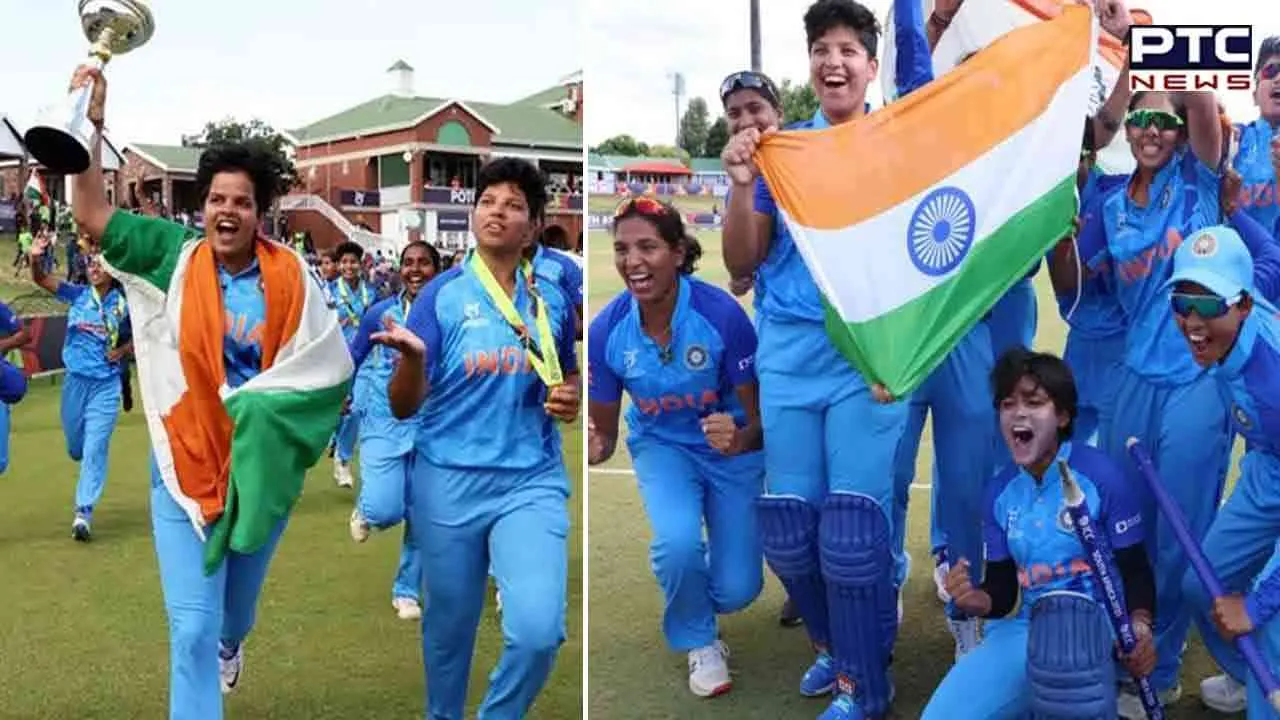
[0,238,583,718]
[586,229,1237,719]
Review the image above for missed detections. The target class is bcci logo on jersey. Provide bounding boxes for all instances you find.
[1130,26,1253,92]
[461,303,489,329]
[684,345,709,371]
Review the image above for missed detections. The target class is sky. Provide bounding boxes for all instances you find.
[0,0,582,146]
[587,0,1280,147]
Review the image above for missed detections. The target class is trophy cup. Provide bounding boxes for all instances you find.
[24,0,154,175]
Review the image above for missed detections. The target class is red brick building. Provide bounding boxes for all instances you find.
[286,62,583,254]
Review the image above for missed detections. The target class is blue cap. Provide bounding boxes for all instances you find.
[1166,225,1254,300]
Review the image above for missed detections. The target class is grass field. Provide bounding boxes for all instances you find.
[0,234,583,719]
[585,222,1237,719]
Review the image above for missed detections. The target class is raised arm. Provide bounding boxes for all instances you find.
[1181,90,1224,172]
[897,0,937,97]
[68,67,115,241]
[721,131,774,278]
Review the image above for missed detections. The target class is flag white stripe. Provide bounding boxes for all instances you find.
[785,64,1090,324]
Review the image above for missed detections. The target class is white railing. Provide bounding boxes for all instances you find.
[278,194,399,256]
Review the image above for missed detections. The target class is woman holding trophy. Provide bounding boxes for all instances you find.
[66,63,351,720]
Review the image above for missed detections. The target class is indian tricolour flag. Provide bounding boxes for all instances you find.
[101,219,352,573]
[24,169,47,206]
[882,0,1150,175]
[755,5,1093,396]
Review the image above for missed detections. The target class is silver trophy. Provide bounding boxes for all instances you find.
[24,0,154,175]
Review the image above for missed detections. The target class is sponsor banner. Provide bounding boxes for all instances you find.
[437,210,470,231]
[339,189,381,207]
[0,200,16,233]
[423,187,477,206]
[5,313,68,377]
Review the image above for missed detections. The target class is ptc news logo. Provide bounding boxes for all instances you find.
[1129,25,1254,92]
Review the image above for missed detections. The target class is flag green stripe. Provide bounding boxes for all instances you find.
[823,174,1077,396]
[204,380,349,573]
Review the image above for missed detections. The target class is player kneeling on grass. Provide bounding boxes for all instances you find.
[0,300,29,476]
[1164,224,1280,717]
[921,349,1155,719]
[587,197,765,698]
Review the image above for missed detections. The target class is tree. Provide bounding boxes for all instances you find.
[186,118,298,199]
[704,117,731,158]
[677,97,711,157]
[593,134,649,157]
[648,145,692,166]
[778,79,820,126]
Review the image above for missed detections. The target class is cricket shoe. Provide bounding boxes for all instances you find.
[817,674,895,720]
[1117,682,1180,719]
[333,460,354,488]
[800,652,837,697]
[687,640,731,697]
[392,596,422,621]
[219,641,243,694]
[1199,674,1246,714]
[71,510,92,543]
[349,508,370,543]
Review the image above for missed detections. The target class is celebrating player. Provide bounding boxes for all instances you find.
[588,197,764,697]
[1230,36,1280,236]
[347,240,441,621]
[29,231,131,542]
[1050,88,1228,715]
[377,158,579,719]
[0,300,29,475]
[69,65,349,719]
[331,240,377,488]
[1163,223,1280,714]
[921,348,1155,719]
[718,0,954,715]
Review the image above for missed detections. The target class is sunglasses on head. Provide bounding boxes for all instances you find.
[614,196,669,219]
[1170,292,1240,319]
[1125,108,1184,131]
[719,71,779,105]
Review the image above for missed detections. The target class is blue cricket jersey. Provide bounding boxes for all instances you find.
[0,301,24,403]
[984,442,1145,617]
[350,290,424,421]
[749,0,932,378]
[1233,118,1278,236]
[534,244,584,321]
[1078,149,1223,385]
[217,258,267,389]
[331,277,375,343]
[1055,170,1128,338]
[404,257,577,470]
[588,275,757,450]
[54,281,130,380]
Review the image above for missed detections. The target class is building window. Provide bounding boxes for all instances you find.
[427,154,477,189]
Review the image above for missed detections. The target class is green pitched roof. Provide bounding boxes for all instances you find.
[689,157,725,174]
[128,143,202,173]
[291,94,581,149]
[513,83,567,107]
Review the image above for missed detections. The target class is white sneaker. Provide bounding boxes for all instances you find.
[219,642,243,694]
[1117,683,1181,719]
[71,514,92,543]
[934,560,951,604]
[687,640,731,697]
[947,617,982,660]
[333,460,354,488]
[392,597,421,621]
[1200,674,1246,713]
[349,508,370,543]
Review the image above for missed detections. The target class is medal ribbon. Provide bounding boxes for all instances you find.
[468,251,563,387]
[91,286,121,350]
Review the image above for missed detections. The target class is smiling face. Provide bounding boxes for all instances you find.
[724,88,782,134]
[1126,93,1182,173]
[613,216,683,305]
[86,255,109,290]
[1255,56,1280,124]
[1172,280,1249,367]
[808,24,877,124]
[473,181,534,255]
[203,170,259,266]
[999,376,1069,470]
[320,254,336,281]
[399,245,436,299]
[338,252,362,283]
